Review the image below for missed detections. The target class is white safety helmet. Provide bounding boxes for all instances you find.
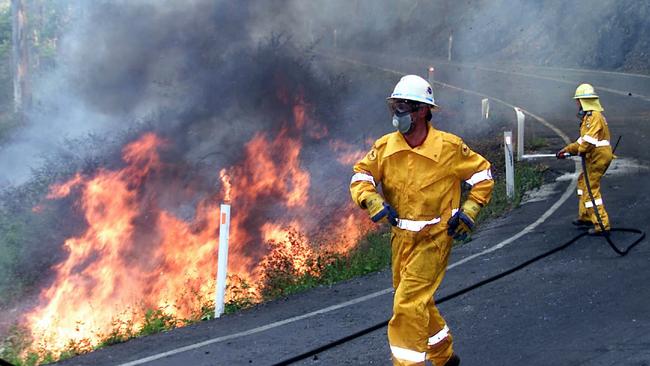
[388,75,438,107]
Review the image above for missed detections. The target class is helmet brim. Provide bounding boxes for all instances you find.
[386,95,438,107]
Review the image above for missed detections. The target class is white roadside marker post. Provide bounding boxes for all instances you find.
[215,203,231,318]
[428,66,435,86]
[504,131,515,200]
[515,107,525,161]
[448,31,453,62]
[481,98,490,120]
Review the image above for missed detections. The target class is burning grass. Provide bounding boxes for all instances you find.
[1,163,546,366]
[0,229,390,366]
[1,123,370,358]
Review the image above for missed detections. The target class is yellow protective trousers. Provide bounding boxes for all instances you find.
[577,152,612,231]
[388,228,454,366]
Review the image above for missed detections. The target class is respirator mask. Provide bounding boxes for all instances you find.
[388,100,421,135]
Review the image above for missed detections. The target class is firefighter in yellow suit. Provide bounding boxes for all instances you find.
[350,75,494,366]
[557,83,613,234]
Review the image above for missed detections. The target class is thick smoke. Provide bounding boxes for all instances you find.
[5,0,648,185]
[0,1,247,184]
[0,0,351,325]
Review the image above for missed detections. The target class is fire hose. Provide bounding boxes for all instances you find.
[271,151,645,366]
[578,153,644,255]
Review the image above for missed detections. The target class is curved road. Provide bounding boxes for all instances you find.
[55,54,650,366]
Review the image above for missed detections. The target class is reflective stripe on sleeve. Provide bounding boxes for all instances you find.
[577,189,583,196]
[428,324,450,346]
[465,169,493,186]
[350,172,375,187]
[390,345,426,363]
[577,137,584,144]
[595,140,610,147]
[584,198,603,208]
[581,135,610,147]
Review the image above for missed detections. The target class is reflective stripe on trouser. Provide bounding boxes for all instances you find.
[583,160,610,231]
[388,229,454,366]
[576,173,590,221]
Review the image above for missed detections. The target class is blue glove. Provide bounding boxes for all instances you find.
[364,193,399,226]
[372,202,399,226]
[447,210,475,241]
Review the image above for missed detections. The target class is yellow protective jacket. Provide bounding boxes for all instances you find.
[350,125,493,235]
[564,110,613,165]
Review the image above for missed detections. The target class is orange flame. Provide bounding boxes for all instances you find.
[46,173,84,199]
[25,134,223,354]
[220,168,232,203]
[261,221,315,276]
[25,93,375,358]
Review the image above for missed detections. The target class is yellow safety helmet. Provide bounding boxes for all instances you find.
[573,83,603,112]
[573,83,598,99]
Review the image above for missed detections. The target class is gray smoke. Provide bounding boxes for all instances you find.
[4,0,648,185]
[0,0,254,184]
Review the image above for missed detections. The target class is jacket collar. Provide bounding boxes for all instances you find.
[384,124,442,162]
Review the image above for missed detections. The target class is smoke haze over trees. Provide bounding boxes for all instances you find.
[1,0,650,182]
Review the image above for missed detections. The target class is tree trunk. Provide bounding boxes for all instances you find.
[12,0,30,119]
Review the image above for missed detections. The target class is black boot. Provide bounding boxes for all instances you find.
[445,353,460,366]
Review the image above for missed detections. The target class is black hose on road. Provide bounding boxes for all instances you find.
[580,155,644,255]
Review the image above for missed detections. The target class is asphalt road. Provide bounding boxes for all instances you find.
[54,54,650,366]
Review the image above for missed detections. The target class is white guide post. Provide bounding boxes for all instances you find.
[427,66,435,85]
[215,204,231,318]
[504,131,515,200]
[448,31,453,62]
[481,98,490,120]
[515,107,525,161]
